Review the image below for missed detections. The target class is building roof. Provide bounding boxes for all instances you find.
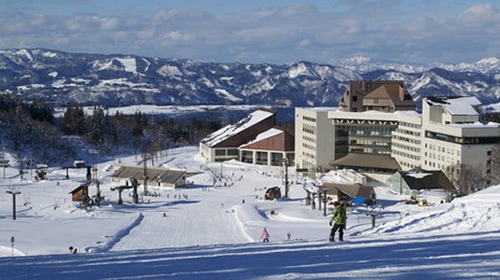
[69,182,91,194]
[400,170,456,193]
[200,109,275,148]
[111,165,186,184]
[239,128,294,151]
[425,96,481,116]
[331,154,400,170]
[322,182,374,199]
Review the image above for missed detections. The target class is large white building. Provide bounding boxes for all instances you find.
[295,96,500,185]
[294,107,336,172]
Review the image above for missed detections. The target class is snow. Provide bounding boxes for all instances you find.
[242,128,282,146]
[200,110,274,147]
[0,145,499,279]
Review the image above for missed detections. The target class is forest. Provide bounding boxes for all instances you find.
[0,94,223,166]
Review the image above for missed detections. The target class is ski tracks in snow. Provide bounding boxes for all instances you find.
[109,196,250,251]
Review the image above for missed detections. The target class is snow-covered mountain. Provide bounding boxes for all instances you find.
[1,48,499,110]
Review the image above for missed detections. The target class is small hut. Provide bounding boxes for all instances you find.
[69,182,92,207]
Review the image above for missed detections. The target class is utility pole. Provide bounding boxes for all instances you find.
[89,149,100,206]
[282,157,289,199]
[323,190,328,216]
[142,154,150,196]
[6,189,21,220]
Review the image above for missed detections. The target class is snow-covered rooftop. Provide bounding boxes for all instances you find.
[200,109,274,147]
[240,128,282,147]
[425,96,481,115]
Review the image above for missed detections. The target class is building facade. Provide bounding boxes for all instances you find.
[295,96,500,186]
[339,80,415,112]
[294,107,336,172]
[200,109,294,166]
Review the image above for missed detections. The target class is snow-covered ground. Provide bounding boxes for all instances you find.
[0,146,499,279]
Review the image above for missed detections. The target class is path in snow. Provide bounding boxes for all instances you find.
[110,186,256,251]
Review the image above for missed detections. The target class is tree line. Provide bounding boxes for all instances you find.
[0,94,222,166]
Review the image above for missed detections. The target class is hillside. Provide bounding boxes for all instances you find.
[0,146,499,279]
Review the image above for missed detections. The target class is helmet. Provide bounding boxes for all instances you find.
[332,201,339,206]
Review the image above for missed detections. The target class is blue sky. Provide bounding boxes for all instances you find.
[0,0,499,65]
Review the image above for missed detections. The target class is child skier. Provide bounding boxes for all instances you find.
[261,228,270,242]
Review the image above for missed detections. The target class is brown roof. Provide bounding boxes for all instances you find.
[322,182,375,199]
[331,154,400,170]
[69,182,91,194]
[111,165,186,184]
[239,128,294,151]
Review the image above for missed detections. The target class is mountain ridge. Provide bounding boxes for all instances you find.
[1,48,499,110]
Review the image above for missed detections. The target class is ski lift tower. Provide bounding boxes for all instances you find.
[0,159,9,179]
[6,188,21,220]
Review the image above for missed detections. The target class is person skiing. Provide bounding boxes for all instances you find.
[261,228,270,242]
[329,201,347,242]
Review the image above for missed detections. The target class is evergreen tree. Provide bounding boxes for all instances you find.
[61,106,86,135]
[88,106,105,147]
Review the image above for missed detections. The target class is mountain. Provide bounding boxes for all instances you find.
[1,48,499,111]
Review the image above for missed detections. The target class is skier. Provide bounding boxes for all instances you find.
[261,228,270,242]
[329,201,347,242]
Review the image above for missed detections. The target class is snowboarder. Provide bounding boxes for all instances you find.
[261,228,270,242]
[329,201,347,242]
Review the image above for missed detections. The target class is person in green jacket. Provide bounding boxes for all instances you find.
[329,201,347,242]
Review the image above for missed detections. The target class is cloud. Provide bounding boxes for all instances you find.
[0,2,499,64]
[459,3,499,22]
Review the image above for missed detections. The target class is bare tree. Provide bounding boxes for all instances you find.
[446,163,486,196]
[489,144,500,185]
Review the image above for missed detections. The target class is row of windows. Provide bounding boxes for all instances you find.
[215,149,238,156]
[302,116,317,122]
[394,128,421,137]
[302,135,315,143]
[398,121,421,129]
[392,142,420,153]
[347,127,393,137]
[426,131,500,144]
[348,147,391,155]
[302,151,315,160]
[302,124,316,134]
[425,152,459,165]
[399,161,419,169]
[425,143,459,156]
[393,135,421,145]
[424,160,453,170]
[302,142,315,150]
[349,139,390,146]
[393,149,420,161]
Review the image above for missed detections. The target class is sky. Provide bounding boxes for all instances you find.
[0,0,499,65]
[0,143,499,279]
